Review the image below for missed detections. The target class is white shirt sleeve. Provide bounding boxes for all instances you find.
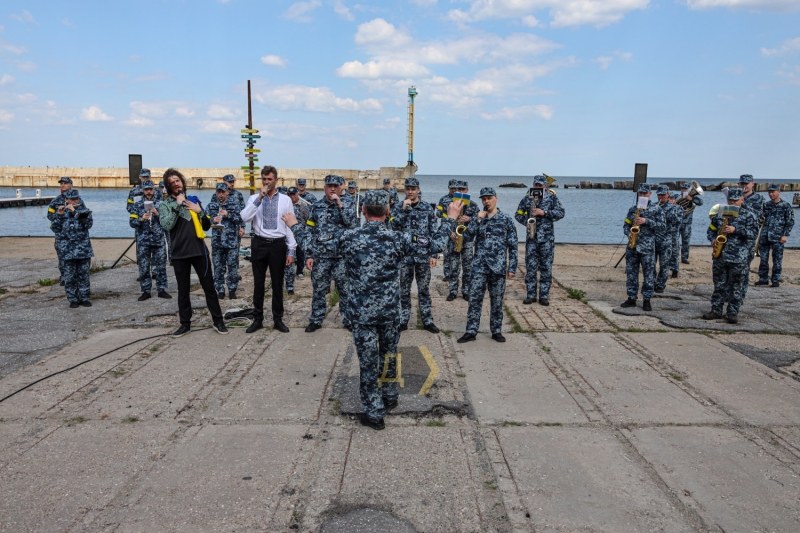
[280,194,297,256]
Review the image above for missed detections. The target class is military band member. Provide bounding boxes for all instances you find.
[654,185,682,292]
[206,182,243,300]
[442,181,479,301]
[345,180,363,226]
[51,189,94,308]
[284,186,310,295]
[297,178,317,204]
[284,191,460,429]
[390,177,441,333]
[457,187,518,344]
[47,177,83,285]
[126,169,161,214]
[668,192,682,278]
[514,175,565,306]
[755,184,794,287]
[677,181,703,266]
[436,179,459,282]
[621,184,666,311]
[222,173,246,245]
[702,187,758,324]
[130,180,170,301]
[382,177,399,210]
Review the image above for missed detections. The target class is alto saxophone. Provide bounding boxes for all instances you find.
[454,201,466,253]
[712,216,729,259]
[628,207,642,249]
[526,194,540,239]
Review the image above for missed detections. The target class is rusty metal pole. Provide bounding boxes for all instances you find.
[247,80,254,196]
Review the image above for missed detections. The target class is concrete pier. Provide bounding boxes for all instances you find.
[1,237,799,532]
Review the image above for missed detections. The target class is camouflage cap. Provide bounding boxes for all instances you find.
[64,189,80,199]
[680,182,691,189]
[404,177,420,187]
[738,174,754,184]
[460,180,469,188]
[656,184,669,195]
[448,179,458,188]
[670,192,681,200]
[58,176,73,184]
[216,182,229,192]
[141,179,155,190]
[347,181,357,188]
[288,186,299,194]
[479,187,497,198]
[727,187,744,200]
[223,174,235,183]
[363,189,389,207]
[325,174,345,186]
[158,181,164,187]
[297,178,307,185]
[768,183,781,191]
[277,186,289,194]
[638,183,651,193]
[533,175,547,186]
[383,178,392,184]
[139,168,151,179]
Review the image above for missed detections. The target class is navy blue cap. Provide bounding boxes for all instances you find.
[768,183,781,191]
[141,179,155,190]
[216,182,229,192]
[656,185,669,195]
[64,189,80,199]
[448,179,458,188]
[533,175,547,186]
[739,174,754,184]
[139,169,151,179]
[223,174,235,183]
[277,186,289,194]
[404,177,420,187]
[347,181,357,188]
[58,176,72,184]
[297,178,307,185]
[326,175,345,186]
[681,182,691,189]
[479,187,496,198]
[670,192,681,200]
[727,187,744,200]
[363,190,389,206]
[638,183,651,193]
[288,186,299,194]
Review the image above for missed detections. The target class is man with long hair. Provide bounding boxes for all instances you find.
[158,168,227,337]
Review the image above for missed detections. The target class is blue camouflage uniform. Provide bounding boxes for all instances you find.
[51,190,94,305]
[623,185,666,302]
[707,188,758,317]
[653,186,683,291]
[668,193,682,274]
[514,176,565,302]
[284,187,310,292]
[305,175,358,328]
[739,175,766,261]
[390,177,439,328]
[291,190,454,423]
[126,169,162,214]
[47,177,85,282]
[463,188,518,335]
[758,184,794,285]
[383,178,399,215]
[677,182,704,264]
[441,181,480,299]
[222,174,246,252]
[344,181,364,228]
[206,183,243,295]
[297,179,317,204]
[129,181,168,294]
[435,180,458,281]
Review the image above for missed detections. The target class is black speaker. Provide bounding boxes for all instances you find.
[633,163,648,190]
[129,154,142,186]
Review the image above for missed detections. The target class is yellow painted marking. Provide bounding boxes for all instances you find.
[378,352,404,388]
[418,346,439,395]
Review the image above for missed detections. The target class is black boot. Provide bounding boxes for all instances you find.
[642,300,652,312]
[620,299,636,308]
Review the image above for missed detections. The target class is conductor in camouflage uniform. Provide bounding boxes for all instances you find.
[390,177,441,333]
[442,180,480,302]
[206,182,243,300]
[435,179,459,282]
[457,187,518,344]
[620,184,665,311]
[47,176,83,285]
[514,175,565,306]
[284,190,460,430]
[284,186,310,295]
[677,181,703,266]
[52,189,94,308]
[654,185,682,292]
[755,184,794,288]
[129,180,171,301]
[702,187,758,324]
[303,174,358,332]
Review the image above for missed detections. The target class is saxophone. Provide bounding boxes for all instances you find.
[526,192,541,239]
[454,201,466,252]
[628,207,642,249]
[712,216,729,258]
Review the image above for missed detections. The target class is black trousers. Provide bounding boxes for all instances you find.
[173,251,223,327]
[251,236,287,323]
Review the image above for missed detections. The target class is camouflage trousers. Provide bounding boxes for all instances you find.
[524,239,555,299]
[466,265,506,335]
[54,237,65,280]
[445,240,474,297]
[353,321,400,423]
[625,248,656,300]
[669,232,681,272]
[654,242,673,291]
[284,259,295,292]
[138,243,168,293]
[758,238,785,284]
[212,246,239,293]
[63,257,91,304]
[442,245,454,282]
[679,223,692,261]
[400,262,434,327]
[711,260,749,316]
[310,257,349,327]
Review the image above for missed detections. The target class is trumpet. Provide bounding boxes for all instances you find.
[628,207,642,249]
[677,180,704,215]
[712,216,729,258]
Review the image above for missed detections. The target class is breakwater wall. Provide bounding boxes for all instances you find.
[0,166,406,190]
[562,180,800,192]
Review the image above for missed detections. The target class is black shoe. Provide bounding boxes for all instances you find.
[305,323,322,333]
[523,297,536,305]
[152,273,157,279]
[138,292,151,301]
[358,413,385,430]
[157,291,172,299]
[69,302,80,308]
[344,323,353,332]
[274,320,290,333]
[228,290,237,299]
[217,291,225,300]
[754,280,769,286]
[457,333,476,343]
[446,293,457,301]
[287,290,294,295]
[399,324,408,331]
[462,294,469,301]
[671,271,678,279]
[172,324,191,338]
[772,282,780,288]
[681,259,690,264]
[642,300,652,311]
[725,314,739,324]
[492,333,506,342]
[702,312,721,320]
[213,321,229,335]
[237,275,242,282]
[80,300,92,307]
[539,298,549,306]
[384,399,399,411]
[423,323,440,333]
[246,322,263,334]
[620,299,636,308]
[60,279,65,286]
[654,287,665,293]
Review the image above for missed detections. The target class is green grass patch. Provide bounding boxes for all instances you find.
[427,420,446,427]
[502,421,523,426]
[122,416,139,423]
[328,287,340,308]
[0,287,6,295]
[537,422,562,427]
[109,368,126,376]
[503,304,526,333]
[540,345,551,352]
[669,373,684,381]
[440,329,453,337]
[37,278,57,286]
[89,261,112,274]
[65,416,87,426]
[455,372,466,378]
[19,287,38,294]
[567,287,586,300]
[484,480,498,490]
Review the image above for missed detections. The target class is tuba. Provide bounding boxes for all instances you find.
[628,207,642,249]
[676,180,704,215]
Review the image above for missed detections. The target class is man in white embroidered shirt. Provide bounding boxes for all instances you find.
[241,165,297,333]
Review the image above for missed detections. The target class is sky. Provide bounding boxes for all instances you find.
[0,0,798,179]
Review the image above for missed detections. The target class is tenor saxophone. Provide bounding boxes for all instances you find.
[454,202,466,252]
[628,207,642,249]
[526,194,540,239]
[712,216,729,259]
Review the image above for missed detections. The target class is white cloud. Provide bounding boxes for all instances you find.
[81,105,113,122]
[260,54,287,67]
[10,10,37,25]
[0,73,14,85]
[775,64,800,83]
[687,0,800,12]
[16,60,37,73]
[725,64,745,74]
[447,0,649,28]
[175,107,195,117]
[522,15,540,27]
[122,114,154,127]
[130,101,171,117]
[0,40,27,55]
[595,56,613,70]
[410,0,438,5]
[761,37,800,56]
[334,0,355,20]
[202,121,235,133]
[207,104,238,119]
[16,93,36,103]
[337,60,431,78]
[374,116,402,129]
[128,54,142,63]
[61,18,75,28]
[480,104,554,120]
[616,51,633,61]
[283,0,322,21]
[133,72,169,83]
[255,84,383,113]
[0,109,13,123]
